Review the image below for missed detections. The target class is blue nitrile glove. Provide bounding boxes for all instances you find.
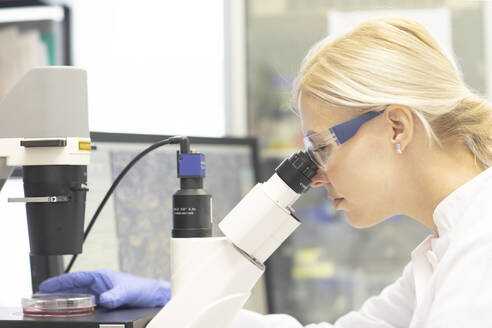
[39,269,171,309]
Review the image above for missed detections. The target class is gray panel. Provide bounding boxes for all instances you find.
[452,6,486,95]
[0,158,13,178]
[0,68,89,138]
[0,158,13,193]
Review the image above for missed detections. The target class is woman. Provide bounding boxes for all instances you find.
[41,17,492,327]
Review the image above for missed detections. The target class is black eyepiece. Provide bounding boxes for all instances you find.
[275,151,318,194]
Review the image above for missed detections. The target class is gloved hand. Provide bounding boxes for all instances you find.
[39,269,171,309]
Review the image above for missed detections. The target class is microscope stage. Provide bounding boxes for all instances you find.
[0,306,161,328]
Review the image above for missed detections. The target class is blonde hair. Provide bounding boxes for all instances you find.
[293,16,492,168]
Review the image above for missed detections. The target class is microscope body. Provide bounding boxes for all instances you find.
[147,152,317,328]
[0,67,90,291]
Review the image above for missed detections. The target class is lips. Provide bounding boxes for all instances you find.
[333,198,344,209]
[327,192,342,200]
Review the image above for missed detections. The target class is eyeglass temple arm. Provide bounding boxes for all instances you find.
[330,111,383,144]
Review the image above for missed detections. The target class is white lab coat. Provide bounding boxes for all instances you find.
[231,166,492,327]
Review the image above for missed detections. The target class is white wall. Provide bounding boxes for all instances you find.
[71,0,226,136]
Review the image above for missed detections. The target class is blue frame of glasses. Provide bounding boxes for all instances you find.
[330,110,384,145]
[303,110,384,168]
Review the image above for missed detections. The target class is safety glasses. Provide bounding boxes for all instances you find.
[303,110,384,169]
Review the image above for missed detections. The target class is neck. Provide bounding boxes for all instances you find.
[404,142,485,236]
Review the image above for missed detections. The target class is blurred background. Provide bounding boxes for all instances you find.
[0,0,487,325]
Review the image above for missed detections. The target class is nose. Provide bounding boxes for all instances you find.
[311,168,330,188]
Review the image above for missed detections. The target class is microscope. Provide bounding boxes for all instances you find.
[0,67,318,327]
[0,67,90,292]
[0,67,161,326]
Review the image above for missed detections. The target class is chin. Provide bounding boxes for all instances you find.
[344,211,382,229]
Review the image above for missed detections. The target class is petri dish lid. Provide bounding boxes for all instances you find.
[22,293,95,317]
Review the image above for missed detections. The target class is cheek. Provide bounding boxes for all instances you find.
[327,137,392,199]
[325,149,355,195]
[326,135,398,228]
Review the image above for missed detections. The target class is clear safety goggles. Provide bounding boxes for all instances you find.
[303,110,384,169]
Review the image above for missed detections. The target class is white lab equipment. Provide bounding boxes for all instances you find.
[146,152,317,328]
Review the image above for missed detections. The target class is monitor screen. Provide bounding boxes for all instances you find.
[73,132,260,282]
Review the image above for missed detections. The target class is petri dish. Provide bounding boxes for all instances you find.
[22,293,96,317]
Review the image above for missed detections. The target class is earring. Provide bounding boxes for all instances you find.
[396,143,403,155]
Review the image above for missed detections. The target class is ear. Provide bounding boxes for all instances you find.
[384,104,414,152]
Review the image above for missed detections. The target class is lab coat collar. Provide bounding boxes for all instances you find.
[411,234,434,305]
[410,166,492,306]
[432,166,492,238]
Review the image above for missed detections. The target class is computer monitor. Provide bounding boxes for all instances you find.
[74,132,260,279]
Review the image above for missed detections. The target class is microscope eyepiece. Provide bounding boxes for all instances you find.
[274,151,318,194]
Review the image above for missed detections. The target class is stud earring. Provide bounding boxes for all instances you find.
[396,143,403,155]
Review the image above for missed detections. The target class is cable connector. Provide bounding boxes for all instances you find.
[168,136,190,154]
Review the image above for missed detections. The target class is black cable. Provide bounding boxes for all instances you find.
[64,136,187,273]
